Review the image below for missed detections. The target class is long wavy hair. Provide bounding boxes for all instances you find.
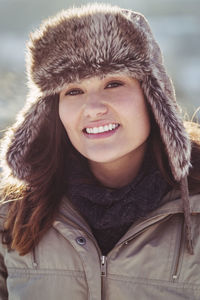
[0,94,200,256]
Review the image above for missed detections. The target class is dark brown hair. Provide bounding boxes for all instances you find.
[1,95,200,255]
[0,94,71,254]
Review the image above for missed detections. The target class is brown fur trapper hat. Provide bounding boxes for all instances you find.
[0,3,193,251]
[2,2,191,182]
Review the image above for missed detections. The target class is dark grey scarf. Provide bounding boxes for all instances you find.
[66,150,171,255]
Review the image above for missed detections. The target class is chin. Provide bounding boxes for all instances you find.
[82,149,129,165]
[86,155,116,164]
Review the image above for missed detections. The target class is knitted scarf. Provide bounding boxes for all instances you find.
[66,150,171,255]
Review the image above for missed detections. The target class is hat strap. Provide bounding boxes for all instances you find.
[180,176,194,255]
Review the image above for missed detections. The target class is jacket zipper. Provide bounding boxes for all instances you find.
[171,215,184,281]
[101,255,107,276]
[101,255,107,299]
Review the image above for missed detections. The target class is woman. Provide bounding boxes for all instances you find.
[0,3,200,299]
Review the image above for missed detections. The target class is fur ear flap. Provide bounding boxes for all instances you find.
[1,95,53,181]
[141,74,191,181]
[125,8,191,181]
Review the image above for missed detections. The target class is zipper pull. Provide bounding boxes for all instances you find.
[101,255,107,276]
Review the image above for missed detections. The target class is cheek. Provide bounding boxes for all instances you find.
[58,102,83,151]
[125,97,151,137]
[136,101,150,123]
[59,101,75,133]
[135,103,151,138]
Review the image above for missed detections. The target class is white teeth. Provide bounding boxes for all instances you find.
[99,126,104,133]
[86,128,91,133]
[85,123,119,134]
[109,124,112,130]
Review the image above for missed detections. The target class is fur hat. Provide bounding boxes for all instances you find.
[0,3,193,251]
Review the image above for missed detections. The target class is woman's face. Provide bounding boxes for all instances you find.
[59,74,151,165]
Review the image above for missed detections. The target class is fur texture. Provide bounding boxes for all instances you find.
[1,3,191,182]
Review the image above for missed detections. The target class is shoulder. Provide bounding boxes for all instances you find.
[189,193,200,213]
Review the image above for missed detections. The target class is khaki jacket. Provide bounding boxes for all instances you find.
[0,189,200,300]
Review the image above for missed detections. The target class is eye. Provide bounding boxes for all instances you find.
[106,81,124,89]
[65,89,83,96]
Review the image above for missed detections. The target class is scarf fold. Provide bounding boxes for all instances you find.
[66,150,171,255]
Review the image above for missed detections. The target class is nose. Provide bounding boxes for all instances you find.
[83,94,108,118]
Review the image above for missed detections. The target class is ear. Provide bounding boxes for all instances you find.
[141,74,191,181]
[1,94,55,181]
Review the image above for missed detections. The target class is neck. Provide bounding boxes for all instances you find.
[89,142,148,188]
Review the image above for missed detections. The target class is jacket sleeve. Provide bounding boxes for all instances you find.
[0,206,8,300]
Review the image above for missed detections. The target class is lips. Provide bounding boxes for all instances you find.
[83,123,120,134]
[82,122,120,139]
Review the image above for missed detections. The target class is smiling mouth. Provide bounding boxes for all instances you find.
[83,123,120,134]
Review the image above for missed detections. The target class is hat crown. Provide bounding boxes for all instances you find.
[27,4,159,95]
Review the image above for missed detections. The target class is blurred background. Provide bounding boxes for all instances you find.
[0,0,200,138]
